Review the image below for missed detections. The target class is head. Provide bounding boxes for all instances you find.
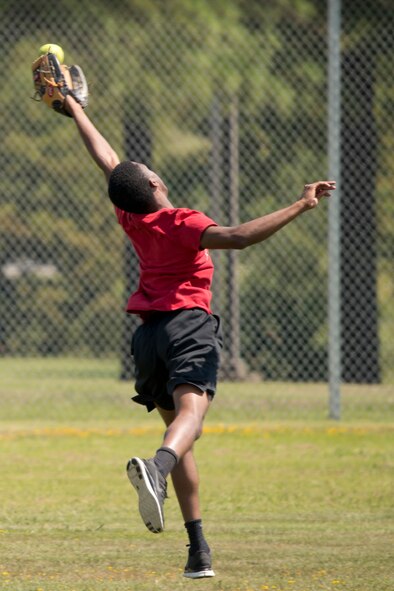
[108,161,169,213]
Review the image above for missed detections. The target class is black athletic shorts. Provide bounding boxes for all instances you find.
[130,308,223,412]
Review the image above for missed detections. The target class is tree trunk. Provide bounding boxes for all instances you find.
[340,39,380,383]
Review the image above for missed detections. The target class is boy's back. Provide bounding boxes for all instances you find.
[115,207,217,314]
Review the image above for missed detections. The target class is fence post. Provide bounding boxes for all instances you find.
[327,0,342,419]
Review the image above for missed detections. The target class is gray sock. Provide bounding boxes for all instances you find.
[153,446,178,478]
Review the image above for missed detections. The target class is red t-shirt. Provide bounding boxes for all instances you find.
[115,207,217,315]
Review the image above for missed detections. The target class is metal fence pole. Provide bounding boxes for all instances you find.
[327,0,342,419]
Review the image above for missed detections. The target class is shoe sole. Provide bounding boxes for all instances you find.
[126,457,164,533]
[183,569,215,579]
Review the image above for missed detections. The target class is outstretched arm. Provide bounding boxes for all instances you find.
[65,96,120,182]
[200,181,336,250]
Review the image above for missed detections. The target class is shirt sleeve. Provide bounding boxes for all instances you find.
[174,209,217,250]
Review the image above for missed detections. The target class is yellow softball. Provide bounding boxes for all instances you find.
[39,43,65,64]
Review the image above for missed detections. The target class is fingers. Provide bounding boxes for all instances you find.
[305,181,336,189]
[318,181,336,198]
[304,181,336,199]
[300,180,336,209]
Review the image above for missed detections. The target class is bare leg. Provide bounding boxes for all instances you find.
[156,397,214,579]
[127,386,210,534]
[130,387,214,576]
[160,383,211,458]
[156,405,202,522]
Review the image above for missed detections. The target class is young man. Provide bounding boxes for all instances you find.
[64,95,335,578]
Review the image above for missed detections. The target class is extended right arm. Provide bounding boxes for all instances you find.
[201,181,336,250]
[65,96,120,182]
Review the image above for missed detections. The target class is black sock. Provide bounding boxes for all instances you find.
[185,519,210,555]
[153,446,178,478]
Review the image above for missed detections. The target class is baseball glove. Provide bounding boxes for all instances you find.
[32,52,88,117]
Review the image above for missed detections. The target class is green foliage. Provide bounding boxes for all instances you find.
[0,0,392,381]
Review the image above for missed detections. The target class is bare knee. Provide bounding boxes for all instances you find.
[195,421,204,440]
[166,411,204,441]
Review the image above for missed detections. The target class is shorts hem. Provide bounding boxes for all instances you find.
[168,378,216,398]
[131,395,174,413]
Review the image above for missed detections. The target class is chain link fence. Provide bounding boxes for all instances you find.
[0,0,393,417]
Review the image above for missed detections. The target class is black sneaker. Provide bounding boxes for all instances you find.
[183,548,215,579]
[126,457,167,533]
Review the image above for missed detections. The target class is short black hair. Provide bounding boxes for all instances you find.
[108,161,156,213]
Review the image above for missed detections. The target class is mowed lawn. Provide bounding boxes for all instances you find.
[0,359,393,591]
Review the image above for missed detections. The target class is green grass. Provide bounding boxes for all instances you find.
[0,358,393,590]
[1,357,393,422]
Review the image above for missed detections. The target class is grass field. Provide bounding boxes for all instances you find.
[0,359,393,591]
